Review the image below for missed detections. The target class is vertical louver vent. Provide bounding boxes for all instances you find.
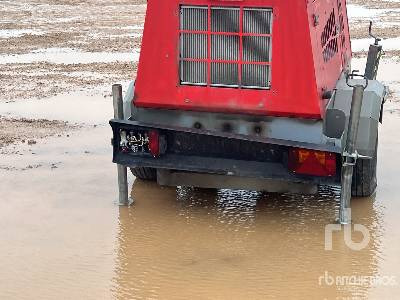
[180,6,272,89]
[321,10,339,62]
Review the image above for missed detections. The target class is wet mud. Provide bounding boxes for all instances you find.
[0,116,74,151]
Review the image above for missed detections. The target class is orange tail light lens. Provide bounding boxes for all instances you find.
[288,148,337,177]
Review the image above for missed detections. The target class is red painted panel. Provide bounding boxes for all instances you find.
[307,0,352,115]
[134,0,350,119]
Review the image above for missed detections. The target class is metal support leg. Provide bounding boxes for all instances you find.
[339,165,353,224]
[113,84,130,206]
[339,84,366,224]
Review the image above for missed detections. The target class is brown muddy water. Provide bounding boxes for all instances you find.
[0,111,400,299]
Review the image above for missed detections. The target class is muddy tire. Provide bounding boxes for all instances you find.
[130,167,157,181]
[351,138,378,197]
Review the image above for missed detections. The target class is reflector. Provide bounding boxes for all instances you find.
[288,148,336,177]
[148,130,160,157]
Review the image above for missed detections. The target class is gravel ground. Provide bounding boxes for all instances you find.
[349,1,400,42]
[0,0,146,101]
[0,61,137,100]
[0,116,75,152]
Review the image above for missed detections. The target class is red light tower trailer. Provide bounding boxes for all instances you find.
[110,0,386,223]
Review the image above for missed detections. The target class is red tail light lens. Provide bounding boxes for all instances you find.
[288,148,336,177]
[148,130,160,157]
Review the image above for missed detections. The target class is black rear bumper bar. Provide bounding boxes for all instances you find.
[110,119,341,185]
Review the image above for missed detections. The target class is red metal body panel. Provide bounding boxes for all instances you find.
[134,0,351,119]
[308,0,352,114]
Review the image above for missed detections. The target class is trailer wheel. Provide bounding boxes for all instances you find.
[351,138,378,197]
[130,167,157,181]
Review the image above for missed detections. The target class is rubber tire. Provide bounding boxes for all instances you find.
[130,167,157,181]
[351,138,378,197]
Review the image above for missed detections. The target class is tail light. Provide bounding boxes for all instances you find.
[118,129,161,157]
[288,148,337,177]
[148,130,160,157]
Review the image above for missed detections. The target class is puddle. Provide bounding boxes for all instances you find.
[352,58,400,102]
[0,92,116,125]
[352,37,400,52]
[347,4,391,19]
[352,57,400,80]
[0,126,120,300]
[0,114,400,299]
[114,183,383,299]
[0,78,135,124]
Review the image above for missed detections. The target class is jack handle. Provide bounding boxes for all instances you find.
[369,21,382,46]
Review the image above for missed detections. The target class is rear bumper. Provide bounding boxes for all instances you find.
[110,119,341,186]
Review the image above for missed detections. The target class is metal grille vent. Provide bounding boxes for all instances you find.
[180,6,272,89]
[321,10,339,62]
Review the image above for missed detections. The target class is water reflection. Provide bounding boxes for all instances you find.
[112,180,383,299]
